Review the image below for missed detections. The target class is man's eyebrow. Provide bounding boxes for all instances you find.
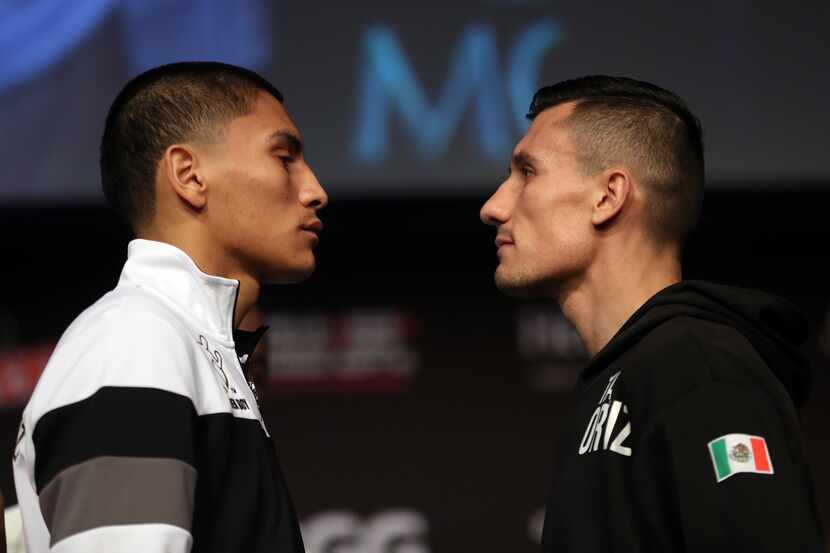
[266,130,304,156]
[512,150,541,168]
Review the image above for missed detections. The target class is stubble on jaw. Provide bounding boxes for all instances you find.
[495,257,576,300]
[495,264,545,299]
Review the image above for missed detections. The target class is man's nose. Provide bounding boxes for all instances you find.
[480,183,511,226]
[301,166,328,211]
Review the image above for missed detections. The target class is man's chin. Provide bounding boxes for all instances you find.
[264,257,316,285]
[494,268,547,298]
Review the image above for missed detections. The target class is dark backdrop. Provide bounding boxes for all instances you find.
[1,188,829,552]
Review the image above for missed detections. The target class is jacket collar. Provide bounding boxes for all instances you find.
[118,239,239,343]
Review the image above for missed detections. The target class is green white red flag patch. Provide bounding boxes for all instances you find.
[708,433,773,482]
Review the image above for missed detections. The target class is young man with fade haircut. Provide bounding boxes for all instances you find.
[13,61,327,553]
[480,76,825,552]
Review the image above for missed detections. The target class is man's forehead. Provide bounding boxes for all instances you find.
[536,100,578,125]
[527,102,576,142]
[514,102,579,159]
[226,91,301,141]
[254,92,299,134]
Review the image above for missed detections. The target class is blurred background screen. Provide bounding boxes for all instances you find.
[2,0,830,204]
[2,1,830,552]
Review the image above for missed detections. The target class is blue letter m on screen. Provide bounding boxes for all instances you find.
[354,20,562,164]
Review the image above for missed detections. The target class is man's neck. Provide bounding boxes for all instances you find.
[558,244,682,357]
[138,230,260,328]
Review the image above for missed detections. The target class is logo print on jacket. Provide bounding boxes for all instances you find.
[578,371,632,457]
[13,422,25,461]
[197,335,252,412]
[198,335,235,394]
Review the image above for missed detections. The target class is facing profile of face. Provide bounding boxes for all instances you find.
[480,102,599,297]
[196,91,328,284]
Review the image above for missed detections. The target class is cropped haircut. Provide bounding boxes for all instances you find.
[100,62,284,228]
[527,76,704,246]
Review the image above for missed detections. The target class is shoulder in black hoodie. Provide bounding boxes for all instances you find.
[541,281,825,553]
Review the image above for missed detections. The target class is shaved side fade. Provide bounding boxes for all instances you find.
[100,61,284,229]
[528,76,704,246]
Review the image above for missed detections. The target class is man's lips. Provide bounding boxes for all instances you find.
[300,220,323,247]
[495,235,514,248]
[301,219,323,234]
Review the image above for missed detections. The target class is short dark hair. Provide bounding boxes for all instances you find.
[527,75,704,246]
[100,61,284,228]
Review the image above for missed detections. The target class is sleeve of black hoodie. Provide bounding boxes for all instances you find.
[639,323,825,553]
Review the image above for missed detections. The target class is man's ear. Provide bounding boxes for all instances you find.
[591,169,631,227]
[161,144,207,210]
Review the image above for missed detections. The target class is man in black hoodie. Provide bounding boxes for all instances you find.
[480,76,824,552]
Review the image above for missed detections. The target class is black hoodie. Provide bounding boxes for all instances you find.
[541,281,825,553]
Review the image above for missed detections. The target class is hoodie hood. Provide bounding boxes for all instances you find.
[581,280,812,407]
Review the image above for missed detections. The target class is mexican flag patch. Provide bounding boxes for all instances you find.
[708,434,774,482]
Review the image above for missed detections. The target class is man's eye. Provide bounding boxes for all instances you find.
[522,166,533,177]
[278,155,293,167]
